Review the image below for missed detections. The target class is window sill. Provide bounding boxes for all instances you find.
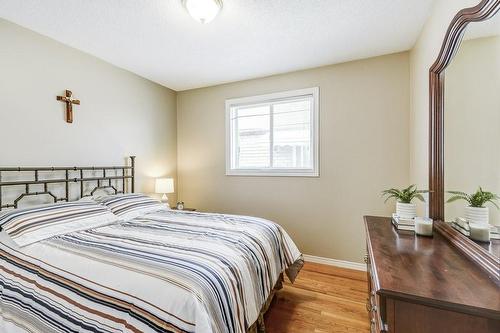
[226,169,319,177]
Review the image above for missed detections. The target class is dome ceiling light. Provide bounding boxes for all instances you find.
[182,0,223,24]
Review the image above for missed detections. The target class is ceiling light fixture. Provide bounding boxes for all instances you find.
[182,0,223,24]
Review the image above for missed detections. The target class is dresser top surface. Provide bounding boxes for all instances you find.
[364,216,500,318]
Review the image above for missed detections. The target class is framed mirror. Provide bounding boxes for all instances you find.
[429,0,500,282]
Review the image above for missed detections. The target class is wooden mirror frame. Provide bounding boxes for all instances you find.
[429,0,500,282]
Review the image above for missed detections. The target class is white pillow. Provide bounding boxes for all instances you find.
[94,193,167,220]
[0,201,118,247]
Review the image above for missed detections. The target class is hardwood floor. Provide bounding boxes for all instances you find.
[265,262,370,333]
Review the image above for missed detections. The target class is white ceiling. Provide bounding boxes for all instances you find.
[0,0,436,91]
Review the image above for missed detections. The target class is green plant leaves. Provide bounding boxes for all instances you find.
[446,187,500,209]
[381,184,429,204]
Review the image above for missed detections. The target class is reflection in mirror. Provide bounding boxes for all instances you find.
[444,14,500,255]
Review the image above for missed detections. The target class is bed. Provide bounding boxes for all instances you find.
[0,157,303,333]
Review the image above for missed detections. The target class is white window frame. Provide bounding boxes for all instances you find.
[225,87,319,177]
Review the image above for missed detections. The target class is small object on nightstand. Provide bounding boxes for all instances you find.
[172,202,196,212]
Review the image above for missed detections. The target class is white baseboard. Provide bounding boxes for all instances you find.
[303,254,366,271]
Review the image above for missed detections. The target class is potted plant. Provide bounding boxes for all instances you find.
[382,185,429,219]
[446,187,499,225]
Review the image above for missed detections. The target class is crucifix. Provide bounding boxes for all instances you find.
[57,90,80,123]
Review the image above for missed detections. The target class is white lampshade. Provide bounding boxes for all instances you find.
[155,178,174,194]
[183,0,222,24]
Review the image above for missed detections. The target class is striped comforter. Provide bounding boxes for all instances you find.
[0,209,303,333]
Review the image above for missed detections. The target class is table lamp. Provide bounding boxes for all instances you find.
[155,178,174,205]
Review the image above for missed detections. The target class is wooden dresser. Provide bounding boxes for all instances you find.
[364,216,500,333]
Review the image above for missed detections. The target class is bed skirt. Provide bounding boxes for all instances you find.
[248,257,304,333]
[247,274,283,333]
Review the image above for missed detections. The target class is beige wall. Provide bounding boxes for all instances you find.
[409,0,479,214]
[444,36,500,224]
[177,53,410,263]
[0,19,177,203]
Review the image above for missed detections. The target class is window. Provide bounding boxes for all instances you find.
[226,87,319,176]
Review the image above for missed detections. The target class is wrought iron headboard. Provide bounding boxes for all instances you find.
[0,156,135,211]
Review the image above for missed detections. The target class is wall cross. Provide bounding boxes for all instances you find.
[57,90,80,123]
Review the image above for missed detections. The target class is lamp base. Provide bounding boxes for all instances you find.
[161,193,169,207]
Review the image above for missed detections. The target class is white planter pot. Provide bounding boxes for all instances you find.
[396,202,417,220]
[465,206,489,225]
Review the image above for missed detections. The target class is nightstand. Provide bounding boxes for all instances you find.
[171,207,196,212]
